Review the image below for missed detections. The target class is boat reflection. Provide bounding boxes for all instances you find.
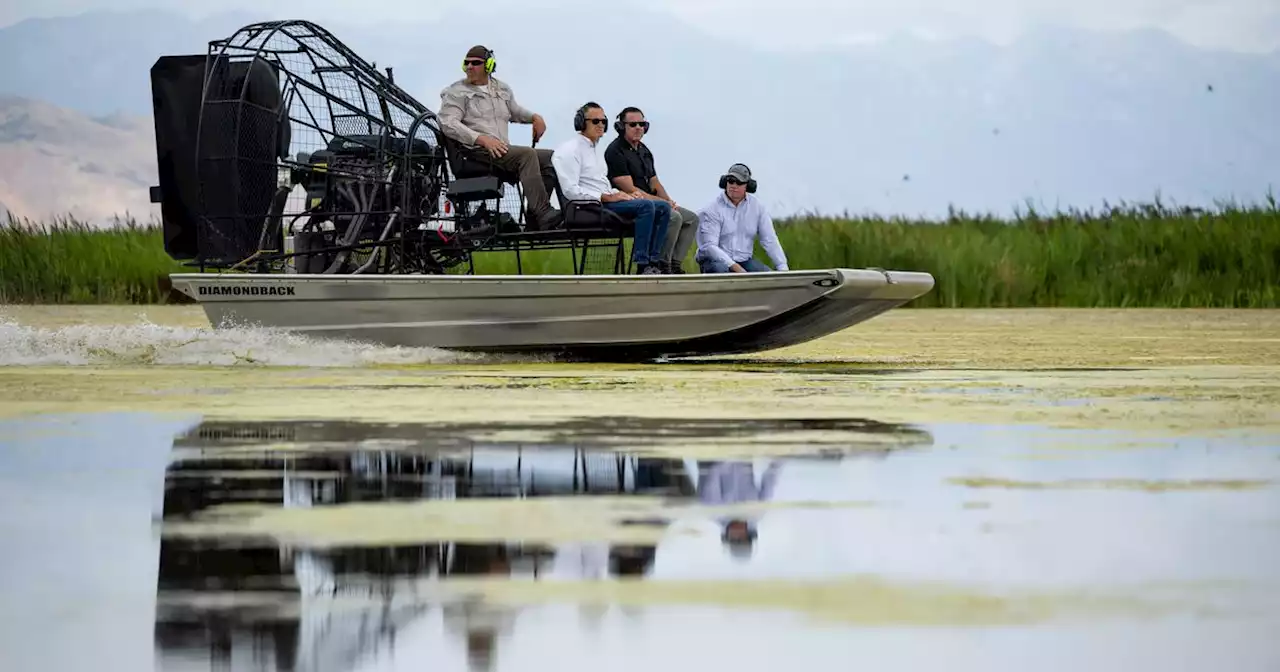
[154,417,933,670]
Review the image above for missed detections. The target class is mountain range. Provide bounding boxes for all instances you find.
[1,9,1277,225]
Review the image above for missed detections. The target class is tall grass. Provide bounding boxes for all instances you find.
[1,214,184,304]
[780,196,1280,308]
[2,197,1276,307]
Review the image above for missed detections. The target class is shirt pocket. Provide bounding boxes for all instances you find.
[492,88,515,123]
[460,90,493,121]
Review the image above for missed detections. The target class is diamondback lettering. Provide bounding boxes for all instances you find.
[197,285,297,297]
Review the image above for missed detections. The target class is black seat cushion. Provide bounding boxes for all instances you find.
[443,138,520,185]
[454,154,519,184]
[561,200,633,234]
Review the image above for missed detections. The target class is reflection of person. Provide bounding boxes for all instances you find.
[548,542,611,579]
[547,542,658,579]
[697,460,782,558]
[442,545,517,672]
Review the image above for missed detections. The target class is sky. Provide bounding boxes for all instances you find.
[1,0,1278,54]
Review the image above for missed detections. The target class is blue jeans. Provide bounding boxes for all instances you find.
[698,257,771,273]
[604,199,670,266]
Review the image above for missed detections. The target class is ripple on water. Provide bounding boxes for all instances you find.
[0,316,477,367]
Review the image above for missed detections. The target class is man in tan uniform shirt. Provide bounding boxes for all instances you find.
[438,45,560,230]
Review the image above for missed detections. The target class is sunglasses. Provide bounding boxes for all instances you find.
[585,118,608,126]
[463,59,486,66]
[624,121,649,129]
[724,178,746,185]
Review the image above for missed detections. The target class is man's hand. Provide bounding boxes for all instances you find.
[602,191,634,203]
[730,262,746,272]
[476,135,507,157]
[531,114,546,143]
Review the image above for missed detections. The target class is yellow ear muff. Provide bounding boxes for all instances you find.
[462,49,497,74]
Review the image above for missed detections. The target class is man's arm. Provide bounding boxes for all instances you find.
[696,204,736,269]
[758,461,783,499]
[650,175,675,203]
[605,145,665,199]
[611,174,640,193]
[552,145,605,202]
[604,146,637,192]
[608,173,660,199]
[437,86,480,145]
[646,152,674,203]
[755,205,789,271]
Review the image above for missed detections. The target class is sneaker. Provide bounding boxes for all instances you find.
[640,264,663,275]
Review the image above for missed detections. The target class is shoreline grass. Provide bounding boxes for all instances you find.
[2,197,1277,307]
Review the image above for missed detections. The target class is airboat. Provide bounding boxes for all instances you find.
[147,20,934,360]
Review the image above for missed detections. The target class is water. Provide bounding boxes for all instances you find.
[1,306,1278,671]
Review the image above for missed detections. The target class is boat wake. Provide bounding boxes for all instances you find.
[0,317,484,367]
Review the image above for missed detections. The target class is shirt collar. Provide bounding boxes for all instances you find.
[578,133,598,148]
[720,192,749,208]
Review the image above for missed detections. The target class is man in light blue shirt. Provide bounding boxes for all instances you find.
[551,101,670,274]
[697,459,782,560]
[694,163,789,273]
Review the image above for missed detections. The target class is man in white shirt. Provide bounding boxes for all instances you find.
[694,163,789,273]
[551,101,671,275]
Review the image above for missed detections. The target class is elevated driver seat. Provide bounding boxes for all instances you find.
[446,140,522,184]
[439,135,519,192]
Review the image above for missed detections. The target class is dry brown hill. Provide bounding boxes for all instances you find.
[0,95,158,227]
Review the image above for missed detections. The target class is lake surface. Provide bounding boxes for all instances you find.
[1,306,1278,671]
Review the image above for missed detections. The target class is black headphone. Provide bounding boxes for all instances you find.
[718,163,758,193]
[573,101,600,132]
[614,106,648,135]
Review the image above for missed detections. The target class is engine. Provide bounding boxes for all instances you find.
[289,134,445,273]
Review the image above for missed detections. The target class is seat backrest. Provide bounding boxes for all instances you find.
[438,133,520,184]
[551,176,635,234]
[437,134,472,176]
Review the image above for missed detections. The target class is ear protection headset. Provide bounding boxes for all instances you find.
[461,46,496,74]
[614,106,648,135]
[573,101,599,132]
[718,163,758,193]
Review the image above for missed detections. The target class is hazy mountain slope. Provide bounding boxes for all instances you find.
[0,9,1276,219]
[0,95,156,225]
[0,10,260,118]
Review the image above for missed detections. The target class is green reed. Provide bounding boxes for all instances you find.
[0,214,184,304]
[2,196,1276,307]
[776,195,1279,308]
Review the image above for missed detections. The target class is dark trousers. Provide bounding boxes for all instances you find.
[603,199,671,265]
[698,257,771,273]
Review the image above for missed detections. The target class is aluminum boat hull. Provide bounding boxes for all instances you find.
[168,268,934,360]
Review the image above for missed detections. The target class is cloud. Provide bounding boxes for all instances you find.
[1,0,1277,52]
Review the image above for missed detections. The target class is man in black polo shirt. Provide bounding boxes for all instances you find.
[604,106,698,274]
